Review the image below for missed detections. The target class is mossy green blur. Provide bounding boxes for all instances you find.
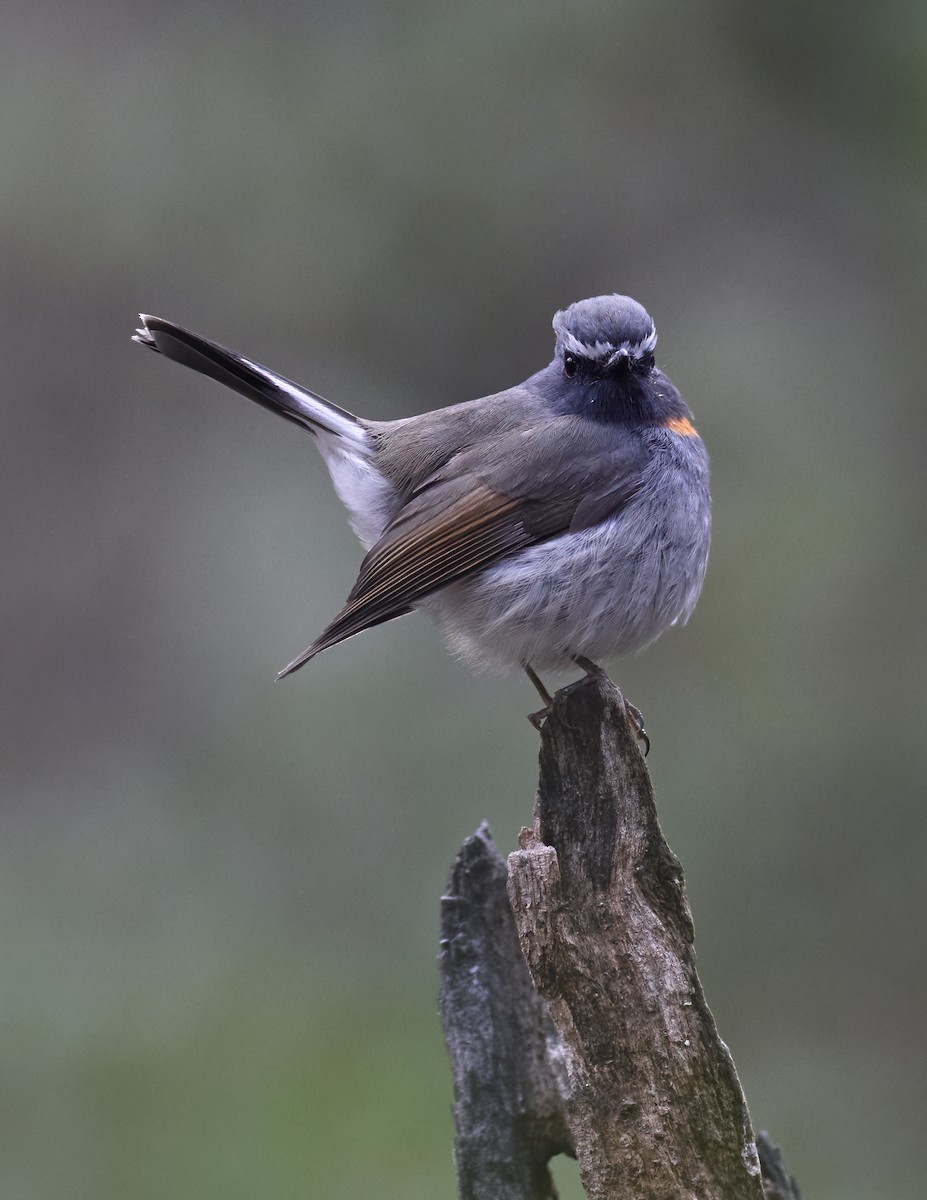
[2,3,925,1198]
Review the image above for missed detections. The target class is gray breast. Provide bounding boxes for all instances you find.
[420,428,711,673]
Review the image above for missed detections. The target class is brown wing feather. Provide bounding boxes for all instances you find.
[278,483,530,676]
[277,416,652,678]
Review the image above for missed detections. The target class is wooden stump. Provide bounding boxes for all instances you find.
[440,674,800,1200]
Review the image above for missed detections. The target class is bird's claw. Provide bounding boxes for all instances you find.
[528,706,551,730]
[625,701,650,757]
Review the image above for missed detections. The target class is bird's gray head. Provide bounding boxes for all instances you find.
[552,294,657,376]
[545,293,685,426]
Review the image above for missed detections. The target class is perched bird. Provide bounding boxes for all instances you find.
[133,295,710,744]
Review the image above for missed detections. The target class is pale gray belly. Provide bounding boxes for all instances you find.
[421,480,711,673]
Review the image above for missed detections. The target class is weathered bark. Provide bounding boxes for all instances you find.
[506,674,762,1198]
[439,673,800,1199]
[439,823,572,1200]
[757,1131,803,1200]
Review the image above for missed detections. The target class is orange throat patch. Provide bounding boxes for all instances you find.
[662,415,698,437]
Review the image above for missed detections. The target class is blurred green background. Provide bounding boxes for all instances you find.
[3,2,926,1196]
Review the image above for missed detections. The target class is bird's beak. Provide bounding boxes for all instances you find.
[606,347,631,369]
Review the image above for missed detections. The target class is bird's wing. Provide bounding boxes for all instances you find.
[279,417,650,676]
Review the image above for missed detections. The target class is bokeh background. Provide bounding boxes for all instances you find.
[3,2,926,1196]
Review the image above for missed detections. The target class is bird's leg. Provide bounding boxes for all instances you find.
[571,653,607,679]
[524,663,553,730]
[570,654,650,756]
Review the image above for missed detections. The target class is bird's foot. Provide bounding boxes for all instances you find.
[572,654,607,680]
[527,705,551,731]
[624,701,650,757]
[571,654,650,756]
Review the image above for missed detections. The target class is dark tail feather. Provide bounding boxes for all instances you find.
[276,606,413,679]
[133,314,364,442]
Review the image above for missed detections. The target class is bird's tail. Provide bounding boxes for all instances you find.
[133,314,367,448]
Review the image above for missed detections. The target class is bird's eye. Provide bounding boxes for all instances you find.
[563,352,579,378]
